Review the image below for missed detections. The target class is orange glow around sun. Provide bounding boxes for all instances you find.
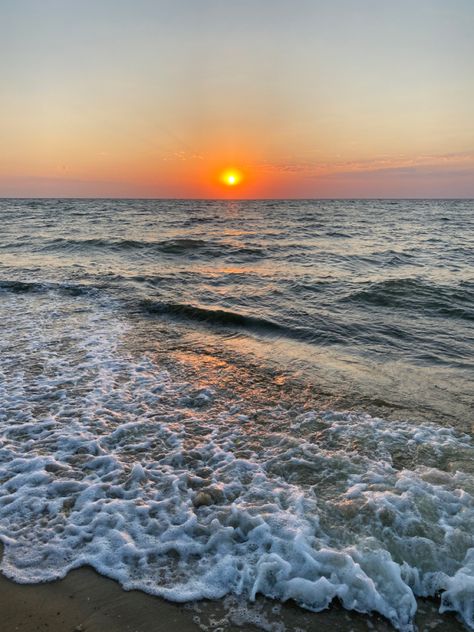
[220,168,243,187]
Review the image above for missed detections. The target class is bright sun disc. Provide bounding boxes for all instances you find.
[220,169,242,187]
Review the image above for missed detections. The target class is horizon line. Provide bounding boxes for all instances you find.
[1,196,473,202]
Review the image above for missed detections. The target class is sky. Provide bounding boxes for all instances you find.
[1,0,473,198]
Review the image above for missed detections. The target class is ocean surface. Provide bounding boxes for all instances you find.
[0,198,473,631]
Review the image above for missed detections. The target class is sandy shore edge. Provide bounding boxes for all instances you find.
[0,562,468,632]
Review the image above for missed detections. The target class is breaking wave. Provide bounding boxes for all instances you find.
[0,291,473,631]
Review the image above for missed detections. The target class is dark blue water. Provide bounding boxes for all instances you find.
[0,199,473,631]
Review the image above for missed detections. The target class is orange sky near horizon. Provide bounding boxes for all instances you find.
[1,0,473,198]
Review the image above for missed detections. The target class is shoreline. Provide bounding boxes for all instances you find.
[0,565,467,632]
[0,198,472,632]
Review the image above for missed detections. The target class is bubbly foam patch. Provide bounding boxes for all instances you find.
[0,291,473,631]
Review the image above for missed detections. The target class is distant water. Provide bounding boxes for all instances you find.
[0,199,473,631]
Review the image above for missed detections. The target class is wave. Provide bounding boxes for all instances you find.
[343,278,474,321]
[138,300,336,344]
[1,292,473,631]
[41,237,267,258]
[0,279,93,297]
[141,300,295,333]
[324,230,352,238]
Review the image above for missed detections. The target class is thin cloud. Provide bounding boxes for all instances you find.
[260,151,474,177]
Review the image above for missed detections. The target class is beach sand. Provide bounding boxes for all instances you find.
[0,563,467,632]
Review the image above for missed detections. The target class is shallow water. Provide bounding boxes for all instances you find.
[0,199,473,631]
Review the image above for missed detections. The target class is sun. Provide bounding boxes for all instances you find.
[220,168,243,187]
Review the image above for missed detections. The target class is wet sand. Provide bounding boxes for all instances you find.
[0,564,467,632]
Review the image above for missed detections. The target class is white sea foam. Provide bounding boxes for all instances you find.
[0,291,473,631]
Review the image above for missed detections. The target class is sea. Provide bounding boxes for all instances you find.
[0,198,473,631]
